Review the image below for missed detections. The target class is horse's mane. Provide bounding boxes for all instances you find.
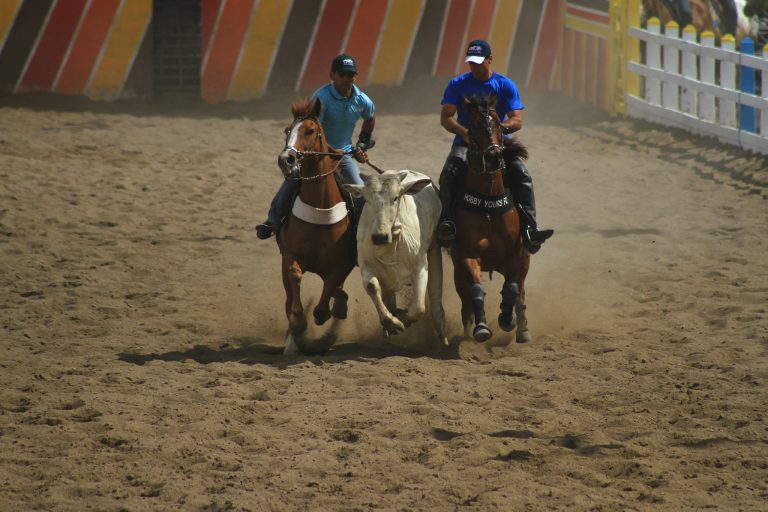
[465,94,529,161]
[291,98,316,119]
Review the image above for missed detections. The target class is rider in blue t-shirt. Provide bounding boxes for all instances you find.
[256,54,376,240]
[437,39,553,254]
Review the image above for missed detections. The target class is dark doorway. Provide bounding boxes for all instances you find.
[152,0,201,96]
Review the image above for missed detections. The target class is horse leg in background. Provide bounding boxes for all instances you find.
[456,257,491,342]
[282,256,307,355]
[361,268,405,336]
[313,270,345,325]
[427,244,448,347]
[515,296,531,343]
[498,280,520,332]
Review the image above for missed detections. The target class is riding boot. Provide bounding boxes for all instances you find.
[256,179,300,240]
[436,150,467,247]
[437,162,459,247]
[503,156,554,254]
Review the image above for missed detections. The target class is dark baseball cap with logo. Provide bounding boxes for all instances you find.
[465,39,492,64]
[331,54,358,74]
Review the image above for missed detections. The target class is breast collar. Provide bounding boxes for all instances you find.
[458,189,515,215]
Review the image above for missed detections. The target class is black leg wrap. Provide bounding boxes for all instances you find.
[498,281,519,332]
[500,281,519,313]
[469,283,486,325]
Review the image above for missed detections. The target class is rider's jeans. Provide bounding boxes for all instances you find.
[266,155,362,225]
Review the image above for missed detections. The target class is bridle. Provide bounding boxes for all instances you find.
[467,107,505,175]
[282,115,344,181]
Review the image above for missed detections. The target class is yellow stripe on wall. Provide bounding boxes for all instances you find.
[565,14,610,39]
[369,0,425,86]
[88,0,151,100]
[0,0,22,52]
[489,0,521,76]
[230,0,292,100]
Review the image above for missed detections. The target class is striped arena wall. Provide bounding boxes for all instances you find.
[0,0,596,104]
[202,0,561,102]
[0,0,151,100]
[557,0,612,110]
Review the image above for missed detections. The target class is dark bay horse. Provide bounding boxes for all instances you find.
[276,98,355,355]
[451,95,531,344]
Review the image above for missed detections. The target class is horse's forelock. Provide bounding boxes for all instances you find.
[466,94,495,112]
[291,99,316,119]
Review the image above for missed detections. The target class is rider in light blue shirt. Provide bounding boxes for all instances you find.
[256,54,376,240]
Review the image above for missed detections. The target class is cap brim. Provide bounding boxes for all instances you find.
[336,66,357,74]
[465,55,486,64]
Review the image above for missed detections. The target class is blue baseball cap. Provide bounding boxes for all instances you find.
[465,39,491,64]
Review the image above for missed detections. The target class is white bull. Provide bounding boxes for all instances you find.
[345,170,448,346]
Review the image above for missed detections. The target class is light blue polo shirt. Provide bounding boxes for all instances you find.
[312,83,375,152]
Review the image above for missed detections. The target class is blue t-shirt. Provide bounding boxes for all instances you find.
[441,72,524,146]
[312,84,375,152]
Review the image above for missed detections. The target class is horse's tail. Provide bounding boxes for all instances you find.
[503,137,529,161]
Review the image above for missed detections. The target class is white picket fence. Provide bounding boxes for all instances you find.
[627,19,768,154]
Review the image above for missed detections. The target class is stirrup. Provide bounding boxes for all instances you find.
[255,221,274,240]
[436,220,456,247]
[523,227,553,254]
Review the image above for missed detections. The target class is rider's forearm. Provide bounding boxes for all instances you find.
[441,115,467,138]
[501,119,522,134]
[360,117,375,137]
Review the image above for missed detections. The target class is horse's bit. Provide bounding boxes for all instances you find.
[467,108,505,175]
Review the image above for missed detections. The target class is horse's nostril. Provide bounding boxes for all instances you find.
[372,233,388,245]
[286,154,295,165]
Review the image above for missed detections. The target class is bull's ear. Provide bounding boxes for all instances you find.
[397,170,433,195]
[313,97,322,117]
[343,183,365,198]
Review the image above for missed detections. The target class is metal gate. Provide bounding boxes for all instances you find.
[153,0,201,95]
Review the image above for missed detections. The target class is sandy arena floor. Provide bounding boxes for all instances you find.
[1,86,767,511]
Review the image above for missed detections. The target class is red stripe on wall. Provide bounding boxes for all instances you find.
[18,0,88,92]
[345,0,388,84]
[598,37,609,110]
[434,0,470,77]
[454,0,495,75]
[563,28,574,98]
[526,0,562,89]
[575,31,585,101]
[201,0,255,103]
[55,0,120,95]
[201,0,223,59]
[298,0,355,91]
[586,34,596,104]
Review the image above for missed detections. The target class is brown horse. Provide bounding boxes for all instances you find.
[451,95,531,343]
[276,98,356,355]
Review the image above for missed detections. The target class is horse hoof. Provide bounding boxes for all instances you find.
[516,330,532,344]
[498,312,517,332]
[313,309,331,326]
[473,323,492,342]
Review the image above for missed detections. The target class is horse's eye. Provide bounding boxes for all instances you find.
[305,128,314,136]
